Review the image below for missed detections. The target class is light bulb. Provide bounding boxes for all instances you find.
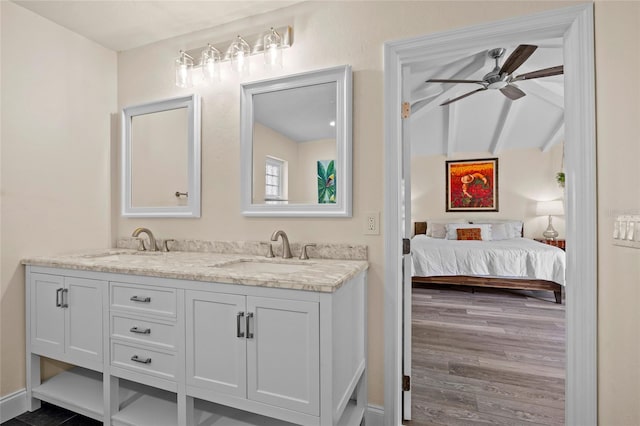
[201,44,221,84]
[263,27,282,70]
[230,35,251,76]
[175,51,193,88]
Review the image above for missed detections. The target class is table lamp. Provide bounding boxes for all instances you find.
[536,200,564,240]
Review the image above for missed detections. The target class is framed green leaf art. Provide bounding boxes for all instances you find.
[317,160,336,204]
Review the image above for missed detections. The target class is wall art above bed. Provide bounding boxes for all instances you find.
[446,158,498,212]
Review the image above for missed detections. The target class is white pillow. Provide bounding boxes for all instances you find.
[426,219,468,239]
[489,223,510,241]
[471,220,523,239]
[445,223,492,241]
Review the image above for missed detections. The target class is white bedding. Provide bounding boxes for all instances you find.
[411,235,566,286]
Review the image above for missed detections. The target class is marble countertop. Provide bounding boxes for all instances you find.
[22,249,368,293]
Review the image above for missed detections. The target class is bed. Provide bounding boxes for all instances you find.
[412,221,566,303]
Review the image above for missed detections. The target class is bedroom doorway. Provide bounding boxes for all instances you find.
[383,5,597,426]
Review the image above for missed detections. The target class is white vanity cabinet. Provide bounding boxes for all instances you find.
[29,273,105,371]
[186,292,320,416]
[25,264,367,426]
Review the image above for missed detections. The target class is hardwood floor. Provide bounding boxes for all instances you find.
[407,284,565,426]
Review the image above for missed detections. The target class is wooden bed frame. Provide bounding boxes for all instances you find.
[412,221,563,304]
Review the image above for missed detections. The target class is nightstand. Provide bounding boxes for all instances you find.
[535,238,566,250]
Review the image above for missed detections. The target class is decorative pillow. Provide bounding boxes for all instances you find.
[426,219,468,238]
[456,228,482,240]
[446,223,492,241]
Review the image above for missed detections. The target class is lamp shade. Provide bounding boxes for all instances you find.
[536,200,564,216]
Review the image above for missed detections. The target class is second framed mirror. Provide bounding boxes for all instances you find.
[240,65,352,217]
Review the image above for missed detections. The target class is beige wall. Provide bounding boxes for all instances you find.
[252,122,298,203]
[0,2,117,396]
[412,144,565,239]
[131,107,189,207]
[1,1,639,423]
[115,0,577,407]
[595,2,640,425]
[297,139,336,204]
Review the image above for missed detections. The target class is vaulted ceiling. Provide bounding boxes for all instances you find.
[409,38,564,157]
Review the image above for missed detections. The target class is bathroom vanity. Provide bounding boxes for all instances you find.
[23,247,367,426]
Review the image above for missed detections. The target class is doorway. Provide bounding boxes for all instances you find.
[383,5,596,426]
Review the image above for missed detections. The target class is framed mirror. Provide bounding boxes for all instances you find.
[121,94,201,217]
[240,65,352,217]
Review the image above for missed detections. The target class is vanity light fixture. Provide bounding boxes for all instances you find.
[329,121,336,127]
[229,35,251,75]
[264,27,283,69]
[201,44,221,83]
[175,50,194,88]
[173,26,292,88]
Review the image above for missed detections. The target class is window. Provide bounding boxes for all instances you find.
[265,156,287,204]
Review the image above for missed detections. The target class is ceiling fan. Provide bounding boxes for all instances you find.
[427,45,563,106]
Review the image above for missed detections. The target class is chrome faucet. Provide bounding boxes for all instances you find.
[132,227,157,251]
[270,230,292,259]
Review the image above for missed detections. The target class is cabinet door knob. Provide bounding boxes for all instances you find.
[236,312,245,338]
[130,296,151,303]
[130,326,151,335]
[246,312,254,339]
[130,355,152,364]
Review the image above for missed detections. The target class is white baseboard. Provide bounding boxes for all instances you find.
[366,404,384,426]
[0,388,27,422]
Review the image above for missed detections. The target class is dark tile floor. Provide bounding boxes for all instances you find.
[2,402,100,426]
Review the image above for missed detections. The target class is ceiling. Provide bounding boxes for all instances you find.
[13,0,303,51]
[409,39,565,157]
[254,82,337,143]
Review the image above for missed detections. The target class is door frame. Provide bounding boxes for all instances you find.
[383,4,597,425]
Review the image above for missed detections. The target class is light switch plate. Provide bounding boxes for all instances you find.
[613,214,640,249]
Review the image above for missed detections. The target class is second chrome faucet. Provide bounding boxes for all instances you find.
[270,230,292,259]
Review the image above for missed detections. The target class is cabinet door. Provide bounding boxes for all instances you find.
[246,297,319,416]
[30,273,65,357]
[64,277,104,366]
[185,290,246,398]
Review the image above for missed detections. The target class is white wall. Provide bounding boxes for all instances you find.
[412,144,565,238]
[0,1,117,396]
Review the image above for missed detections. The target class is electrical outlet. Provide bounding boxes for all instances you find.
[364,211,380,235]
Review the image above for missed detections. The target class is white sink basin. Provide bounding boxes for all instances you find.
[84,252,166,261]
[213,260,312,274]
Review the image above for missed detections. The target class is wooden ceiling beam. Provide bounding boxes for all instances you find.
[444,102,458,157]
[542,115,565,152]
[490,98,519,155]
[522,80,564,109]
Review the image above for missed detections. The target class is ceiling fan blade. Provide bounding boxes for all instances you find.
[440,87,487,106]
[513,65,564,81]
[426,79,485,84]
[499,44,538,75]
[500,84,526,101]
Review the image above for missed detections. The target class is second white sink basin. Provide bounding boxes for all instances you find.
[213,260,312,274]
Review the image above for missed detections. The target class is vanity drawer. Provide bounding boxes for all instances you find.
[110,282,176,318]
[111,341,176,381]
[111,314,176,351]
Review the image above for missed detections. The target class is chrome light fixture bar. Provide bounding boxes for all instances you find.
[175,26,292,87]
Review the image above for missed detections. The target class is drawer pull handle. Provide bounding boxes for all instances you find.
[246,312,254,339]
[236,312,245,338]
[130,326,151,335]
[55,288,63,307]
[130,296,151,303]
[61,288,69,308]
[130,355,152,364]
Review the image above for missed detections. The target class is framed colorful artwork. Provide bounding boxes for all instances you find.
[446,158,498,212]
[317,160,336,204]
